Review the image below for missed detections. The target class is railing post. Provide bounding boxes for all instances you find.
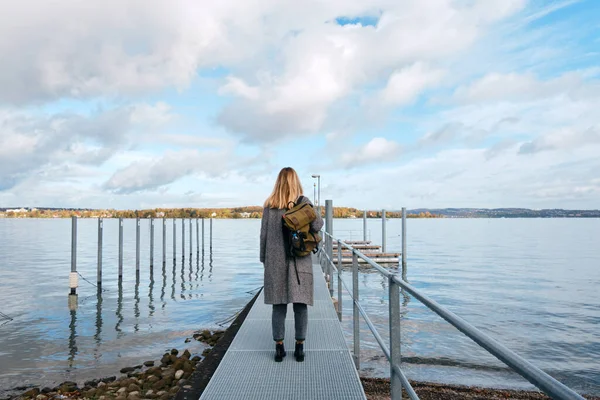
[97,218,103,286]
[70,216,77,295]
[118,217,123,278]
[402,207,407,270]
[382,209,387,253]
[162,218,166,265]
[363,210,367,241]
[352,250,360,369]
[337,239,342,321]
[325,200,333,296]
[136,217,140,272]
[172,218,176,261]
[389,277,402,399]
[150,218,154,268]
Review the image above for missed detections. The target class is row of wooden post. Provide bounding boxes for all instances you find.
[70,217,213,294]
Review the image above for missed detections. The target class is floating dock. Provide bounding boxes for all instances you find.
[332,240,400,264]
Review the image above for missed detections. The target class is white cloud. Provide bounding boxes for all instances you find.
[0,103,173,190]
[339,137,402,168]
[102,146,268,194]
[453,70,600,104]
[379,62,445,106]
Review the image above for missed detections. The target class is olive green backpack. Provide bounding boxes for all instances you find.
[282,196,322,258]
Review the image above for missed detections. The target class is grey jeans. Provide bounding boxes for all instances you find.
[272,303,308,342]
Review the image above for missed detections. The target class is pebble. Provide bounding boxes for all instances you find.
[175,370,184,380]
[117,387,127,394]
[144,360,155,367]
[98,382,107,388]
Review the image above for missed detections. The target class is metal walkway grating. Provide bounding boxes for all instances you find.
[199,263,367,400]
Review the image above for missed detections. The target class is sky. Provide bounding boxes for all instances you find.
[0,0,599,210]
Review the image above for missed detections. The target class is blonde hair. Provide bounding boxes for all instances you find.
[264,167,304,209]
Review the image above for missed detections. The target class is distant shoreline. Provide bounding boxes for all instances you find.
[2,206,600,219]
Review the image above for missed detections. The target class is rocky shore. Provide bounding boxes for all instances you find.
[6,287,597,400]
[8,330,225,400]
[361,377,599,400]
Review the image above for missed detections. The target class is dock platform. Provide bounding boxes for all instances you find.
[199,262,367,400]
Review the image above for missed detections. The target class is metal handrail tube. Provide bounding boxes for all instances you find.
[322,231,585,400]
[390,275,585,400]
[320,247,419,399]
[355,300,419,400]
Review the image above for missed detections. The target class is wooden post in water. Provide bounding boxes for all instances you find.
[202,218,205,253]
[210,218,213,250]
[162,218,166,265]
[189,218,192,257]
[70,216,78,295]
[136,217,140,272]
[118,217,123,279]
[150,218,154,268]
[97,218,103,286]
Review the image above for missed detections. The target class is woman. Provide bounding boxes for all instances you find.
[260,167,324,362]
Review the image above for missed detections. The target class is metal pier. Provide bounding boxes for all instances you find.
[199,262,367,400]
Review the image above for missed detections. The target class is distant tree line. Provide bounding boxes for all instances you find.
[0,206,442,219]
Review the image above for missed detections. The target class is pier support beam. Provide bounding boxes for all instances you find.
[382,209,387,253]
[118,218,123,279]
[136,217,141,272]
[150,218,154,268]
[172,219,176,261]
[162,218,166,265]
[325,200,333,297]
[70,216,78,295]
[402,207,407,274]
[97,218,103,286]
[363,210,367,241]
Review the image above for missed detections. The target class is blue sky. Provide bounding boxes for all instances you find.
[0,0,599,210]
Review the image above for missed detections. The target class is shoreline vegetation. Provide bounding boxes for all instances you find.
[2,207,600,219]
[0,207,441,219]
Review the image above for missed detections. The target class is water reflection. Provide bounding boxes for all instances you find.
[161,262,166,309]
[180,257,186,300]
[68,298,77,368]
[116,280,123,337]
[149,267,155,318]
[94,288,103,347]
[171,260,176,301]
[134,272,140,332]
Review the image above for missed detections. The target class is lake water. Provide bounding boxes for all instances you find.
[0,218,598,397]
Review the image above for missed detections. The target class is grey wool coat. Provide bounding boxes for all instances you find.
[260,198,324,306]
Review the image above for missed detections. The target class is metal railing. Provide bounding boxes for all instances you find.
[319,231,585,400]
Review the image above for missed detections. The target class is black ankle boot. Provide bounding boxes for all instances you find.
[294,342,304,362]
[275,343,286,362]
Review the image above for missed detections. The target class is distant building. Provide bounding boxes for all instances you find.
[240,212,251,218]
[211,212,217,217]
[7,208,27,213]
[156,212,165,217]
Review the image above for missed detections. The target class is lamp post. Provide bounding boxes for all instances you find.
[311,174,321,215]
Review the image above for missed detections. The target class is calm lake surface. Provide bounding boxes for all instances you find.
[0,218,598,396]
